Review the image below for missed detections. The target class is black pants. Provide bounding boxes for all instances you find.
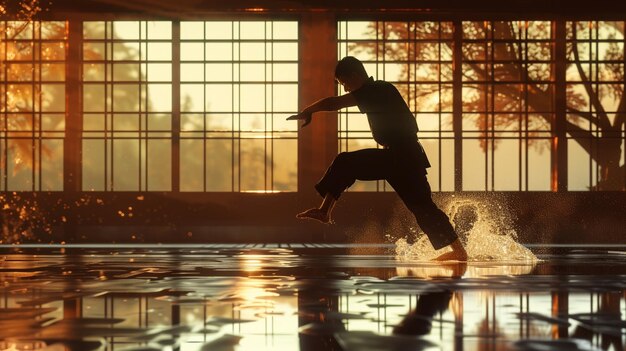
[315,145,458,250]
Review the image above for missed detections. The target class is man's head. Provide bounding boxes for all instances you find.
[335,56,369,93]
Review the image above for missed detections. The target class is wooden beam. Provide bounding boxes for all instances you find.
[64,20,83,192]
[298,13,337,200]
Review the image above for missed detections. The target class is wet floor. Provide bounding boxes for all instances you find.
[0,243,625,351]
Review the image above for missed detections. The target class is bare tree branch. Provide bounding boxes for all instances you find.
[7,21,31,41]
[571,23,612,132]
[567,108,597,124]
[565,119,594,156]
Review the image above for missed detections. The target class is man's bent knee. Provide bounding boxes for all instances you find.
[331,152,352,169]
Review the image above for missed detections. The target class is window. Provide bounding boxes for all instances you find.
[1,21,66,191]
[81,20,298,192]
[461,21,554,191]
[566,21,625,191]
[82,21,173,191]
[179,21,298,192]
[2,17,623,194]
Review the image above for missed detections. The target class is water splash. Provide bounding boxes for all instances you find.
[396,196,537,262]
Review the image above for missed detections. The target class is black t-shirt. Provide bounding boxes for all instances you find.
[350,77,418,148]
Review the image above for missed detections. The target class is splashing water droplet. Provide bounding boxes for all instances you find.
[396,196,537,262]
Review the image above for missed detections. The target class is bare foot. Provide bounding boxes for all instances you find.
[296,208,333,224]
[432,249,468,262]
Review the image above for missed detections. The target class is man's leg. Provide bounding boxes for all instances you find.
[391,174,468,261]
[297,149,392,224]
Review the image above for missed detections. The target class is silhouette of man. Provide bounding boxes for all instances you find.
[288,56,467,261]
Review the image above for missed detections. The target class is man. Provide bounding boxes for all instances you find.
[287,56,467,261]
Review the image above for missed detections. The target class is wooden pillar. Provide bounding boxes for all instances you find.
[551,291,569,339]
[64,20,83,192]
[63,298,83,319]
[454,292,464,351]
[64,20,83,241]
[298,13,338,199]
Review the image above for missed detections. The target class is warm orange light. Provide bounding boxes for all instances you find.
[242,190,282,194]
[551,136,559,191]
[240,255,265,272]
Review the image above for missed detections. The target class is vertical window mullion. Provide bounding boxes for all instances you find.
[453,20,463,191]
[590,21,602,190]
[268,21,273,191]
[172,20,180,193]
[139,22,144,191]
[235,22,240,192]
[343,22,347,154]
[490,22,495,191]
[265,21,269,191]
[32,22,38,191]
[231,22,236,191]
[203,21,208,192]
[584,21,591,190]
[623,20,626,190]
[554,19,567,192]
[485,22,491,191]
[522,22,527,191]
[2,22,7,191]
[437,22,443,191]
[377,21,382,192]
[105,22,110,190]
[344,22,348,155]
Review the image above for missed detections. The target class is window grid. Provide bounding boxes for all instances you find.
[566,21,626,191]
[1,21,66,191]
[1,19,623,194]
[461,21,554,191]
[338,21,454,192]
[179,21,298,192]
[82,21,173,191]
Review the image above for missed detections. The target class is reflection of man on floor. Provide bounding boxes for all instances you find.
[288,56,467,261]
[393,262,465,336]
[392,290,454,336]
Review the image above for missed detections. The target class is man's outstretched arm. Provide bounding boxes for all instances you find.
[287,94,357,128]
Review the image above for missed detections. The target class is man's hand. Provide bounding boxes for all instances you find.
[286,113,312,128]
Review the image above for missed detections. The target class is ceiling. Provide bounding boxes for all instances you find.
[15,0,626,19]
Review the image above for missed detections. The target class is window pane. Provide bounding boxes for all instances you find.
[1,20,66,191]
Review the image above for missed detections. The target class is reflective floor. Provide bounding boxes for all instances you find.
[0,244,625,351]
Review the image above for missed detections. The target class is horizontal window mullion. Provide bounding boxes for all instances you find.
[179,39,298,43]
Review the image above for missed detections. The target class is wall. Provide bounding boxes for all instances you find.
[3,192,624,245]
